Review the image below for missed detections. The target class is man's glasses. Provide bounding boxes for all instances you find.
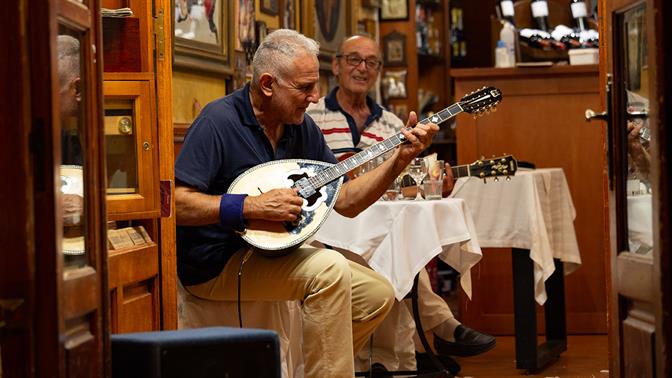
[337,54,382,70]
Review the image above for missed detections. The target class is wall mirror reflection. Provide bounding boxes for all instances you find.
[621,4,652,256]
[58,30,88,269]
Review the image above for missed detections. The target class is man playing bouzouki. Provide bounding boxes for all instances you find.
[174,29,439,378]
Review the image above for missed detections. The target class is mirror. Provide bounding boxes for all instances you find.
[58,28,88,268]
[621,5,652,255]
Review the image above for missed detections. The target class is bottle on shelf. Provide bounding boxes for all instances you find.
[527,0,566,50]
[570,0,589,32]
[498,0,515,25]
[530,0,550,32]
[497,21,516,67]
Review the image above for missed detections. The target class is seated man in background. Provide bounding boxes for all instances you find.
[307,35,495,374]
[174,29,439,378]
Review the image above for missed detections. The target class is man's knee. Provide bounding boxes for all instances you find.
[358,271,395,320]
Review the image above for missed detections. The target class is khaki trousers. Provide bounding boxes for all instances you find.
[186,247,395,378]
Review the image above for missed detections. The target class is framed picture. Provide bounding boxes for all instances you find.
[173,0,234,75]
[380,0,409,21]
[383,31,406,67]
[301,0,352,64]
[361,0,382,8]
[256,21,268,48]
[280,0,298,29]
[382,70,407,99]
[260,0,279,16]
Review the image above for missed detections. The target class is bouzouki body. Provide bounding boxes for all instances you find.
[228,159,343,253]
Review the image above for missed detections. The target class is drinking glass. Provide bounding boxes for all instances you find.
[408,158,428,200]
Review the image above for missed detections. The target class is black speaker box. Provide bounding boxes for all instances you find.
[111,327,281,378]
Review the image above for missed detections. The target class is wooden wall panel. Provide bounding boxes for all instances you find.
[453,65,608,334]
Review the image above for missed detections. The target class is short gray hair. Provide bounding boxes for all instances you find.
[251,29,319,87]
[57,35,80,88]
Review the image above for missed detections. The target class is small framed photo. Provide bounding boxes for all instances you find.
[260,0,279,16]
[173,0,233,74]
[361,0,382,8]
[380,0,408,21]
[383,31,406,67]
[382,69,407,99]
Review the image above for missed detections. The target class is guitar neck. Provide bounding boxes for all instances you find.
[307,102,465,189]
[451,164,472,178]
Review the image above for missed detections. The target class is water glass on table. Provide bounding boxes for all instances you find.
[383,175,402,201]
[408,158,428,200]
[424,160,444,200]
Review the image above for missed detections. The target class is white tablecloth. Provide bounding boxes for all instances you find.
[451,168,582,304]
[314,198,483,301]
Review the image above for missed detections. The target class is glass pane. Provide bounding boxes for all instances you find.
[104,99,139,194]
[58,28,88,269]
[622,5,653,256]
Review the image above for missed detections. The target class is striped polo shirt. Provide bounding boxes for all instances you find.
[307,86,404,159]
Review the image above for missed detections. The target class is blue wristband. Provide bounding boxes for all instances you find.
[219,194,248,232]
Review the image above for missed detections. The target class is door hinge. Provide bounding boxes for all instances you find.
[154,9,165,61]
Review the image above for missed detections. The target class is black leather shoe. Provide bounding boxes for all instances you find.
[433,325,496,357]
[370,362,388,377]
[415,351,461,375]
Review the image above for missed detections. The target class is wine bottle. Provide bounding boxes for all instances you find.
[570,0,589,32]
[530,0,550,32]
[499,0,515,25]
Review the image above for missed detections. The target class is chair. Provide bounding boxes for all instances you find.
[177,281,305,378]
[111,327,280,378]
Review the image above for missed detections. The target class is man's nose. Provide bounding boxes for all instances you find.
[307,85,320,104]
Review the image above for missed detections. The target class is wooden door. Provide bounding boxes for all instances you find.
[0,0,108,376]
[598,0,672,375]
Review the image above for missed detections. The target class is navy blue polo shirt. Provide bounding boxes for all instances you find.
[175,84,339,286]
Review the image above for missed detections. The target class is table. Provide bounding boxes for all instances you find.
[451,168,582,371]
[314,197,483,376]
[314,197,483,301]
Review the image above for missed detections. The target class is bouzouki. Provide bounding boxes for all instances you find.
[228,86,507,253]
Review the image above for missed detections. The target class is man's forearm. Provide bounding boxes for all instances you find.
[175,187,222,225]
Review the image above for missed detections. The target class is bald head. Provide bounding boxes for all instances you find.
[337,35,381,58]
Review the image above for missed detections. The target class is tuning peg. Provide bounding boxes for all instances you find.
[506,176,511,181]
[494,177,499,182]
[500,158,507,163]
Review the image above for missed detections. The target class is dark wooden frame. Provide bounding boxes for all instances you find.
[301,0,352,64]
[380,0,409,21]
[173,0,234,75]
[383,31,407,67]
[260,0,279,15]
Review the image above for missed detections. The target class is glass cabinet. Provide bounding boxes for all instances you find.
[103,78,159,219]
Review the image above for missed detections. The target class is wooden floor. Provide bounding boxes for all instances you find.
[454,335,609,377]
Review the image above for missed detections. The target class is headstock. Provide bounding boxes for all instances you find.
[460,86,503,117]
[468,155,518,182]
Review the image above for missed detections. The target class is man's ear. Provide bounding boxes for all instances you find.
[331,57,340,77]
[72,77,82,102]
[258,73,274,96]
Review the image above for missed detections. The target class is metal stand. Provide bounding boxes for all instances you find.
[511,248,567,373]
